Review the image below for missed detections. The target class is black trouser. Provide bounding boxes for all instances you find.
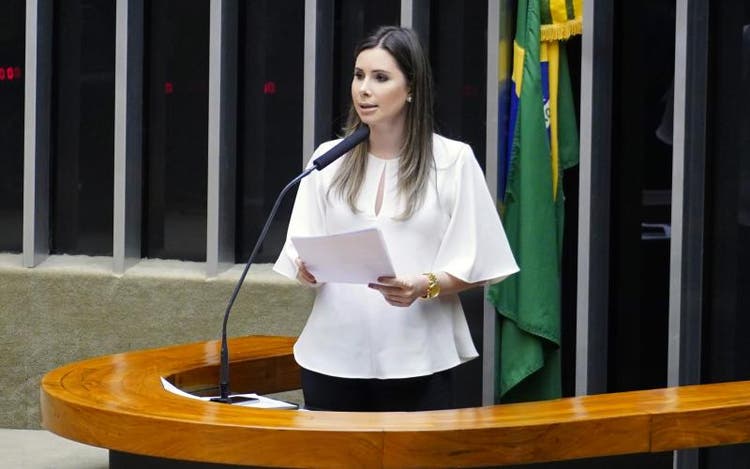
[300,367,455,412]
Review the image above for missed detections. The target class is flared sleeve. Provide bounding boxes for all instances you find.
[432,144,519,284]
[272,144,333,280]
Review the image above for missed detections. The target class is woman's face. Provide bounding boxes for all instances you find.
[351,47,410,131]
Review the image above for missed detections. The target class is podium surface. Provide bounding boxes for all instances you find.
[41,336,750,468]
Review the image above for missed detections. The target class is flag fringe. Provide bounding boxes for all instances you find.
[540,19,582,42]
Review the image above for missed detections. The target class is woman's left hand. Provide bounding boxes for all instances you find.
[368,275,429,307]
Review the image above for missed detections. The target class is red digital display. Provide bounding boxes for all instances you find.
[462,84,478,97]
[0,66,22,81]
[263,81,277,95]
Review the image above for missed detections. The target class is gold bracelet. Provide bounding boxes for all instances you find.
[421,272,440,299]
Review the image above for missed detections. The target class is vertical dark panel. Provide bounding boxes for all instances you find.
[143,0,209,261]
[235,0,304,263]
[51,0,116,255]
[608,0,674,394]
[561,37,580,399]
[312,0,334,148]
[0,0,25,252]
[577,0,613,397]
[702,0,750,467]
[425,0,488,408]
[429,0,488,169]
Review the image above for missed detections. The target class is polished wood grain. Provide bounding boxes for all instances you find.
[40,336,750,468]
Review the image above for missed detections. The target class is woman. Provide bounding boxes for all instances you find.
[274,26,518,411]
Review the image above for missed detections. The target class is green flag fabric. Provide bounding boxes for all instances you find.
[487,0,581,403]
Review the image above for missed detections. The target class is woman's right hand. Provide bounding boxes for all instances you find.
[295,258,318,286]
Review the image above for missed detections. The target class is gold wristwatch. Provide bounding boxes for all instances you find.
[421,272,440,299]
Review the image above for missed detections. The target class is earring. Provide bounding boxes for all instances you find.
[406,95,413,103]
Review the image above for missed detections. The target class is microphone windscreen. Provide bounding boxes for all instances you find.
[312,125,370,170]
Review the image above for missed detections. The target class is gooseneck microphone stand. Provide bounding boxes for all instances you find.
[211,125,369,403]
[210,167,315,403]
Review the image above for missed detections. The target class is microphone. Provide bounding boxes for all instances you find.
[211,124,369,403]
[312,124,371,170]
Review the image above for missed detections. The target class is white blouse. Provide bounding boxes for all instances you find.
[273,134,519,379]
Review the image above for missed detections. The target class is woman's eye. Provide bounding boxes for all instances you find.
[375,73,388,82]
[354,71,364,79]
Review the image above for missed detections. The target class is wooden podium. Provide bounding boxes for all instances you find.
[41,335,750,468]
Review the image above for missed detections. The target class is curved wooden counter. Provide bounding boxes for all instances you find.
[41,336,750,468]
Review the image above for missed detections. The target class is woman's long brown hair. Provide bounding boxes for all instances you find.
[329,26,434,220]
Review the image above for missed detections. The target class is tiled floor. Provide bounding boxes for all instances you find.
[0,429,108,469]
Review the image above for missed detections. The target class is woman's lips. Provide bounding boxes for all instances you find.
[358,103,377,114]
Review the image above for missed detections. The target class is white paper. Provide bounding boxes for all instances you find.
[291,227,396,284]
[160,377,298,409]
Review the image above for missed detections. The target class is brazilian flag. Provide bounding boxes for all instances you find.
[488,0,581,403]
